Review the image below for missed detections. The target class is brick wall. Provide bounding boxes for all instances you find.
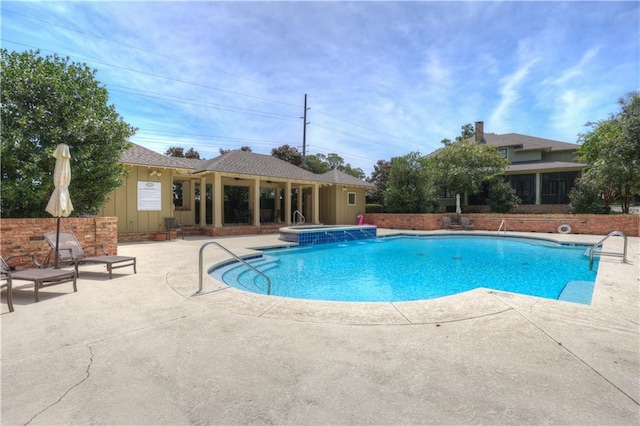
[117,224,281,242]
[0,217,119,269]
[363,213,640,237]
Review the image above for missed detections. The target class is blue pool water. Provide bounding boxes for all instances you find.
[215,236,599,303]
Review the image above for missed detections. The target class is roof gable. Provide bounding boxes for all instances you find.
[320,169,374,188]
[121,143,205,169]
[194,150,324,182]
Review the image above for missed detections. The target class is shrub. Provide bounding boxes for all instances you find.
[488,181,519,213]
[569,180,608,214]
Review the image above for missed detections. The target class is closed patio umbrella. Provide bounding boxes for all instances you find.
[45,143,74,269]
[455,193,462,215]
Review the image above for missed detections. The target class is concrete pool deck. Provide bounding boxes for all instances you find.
[2,230,638,424]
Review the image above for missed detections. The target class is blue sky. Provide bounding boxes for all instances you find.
[2,1,638,176]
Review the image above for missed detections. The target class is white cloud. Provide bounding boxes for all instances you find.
[2,1,638,173]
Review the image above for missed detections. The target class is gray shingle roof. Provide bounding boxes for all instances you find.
[120,144,367,187]
[193,150,326,183]
[320,169,374,188]
[121,143,202,170]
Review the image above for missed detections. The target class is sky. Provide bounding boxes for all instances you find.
[2,1,638,176]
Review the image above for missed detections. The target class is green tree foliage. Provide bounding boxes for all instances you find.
[165,146,185,157]
[440,123,475,146]
[271,144,303,166]
[1,49,136,217]
[384,152,438,213]
[303,153,329,174]
[366,159,392,206]
[165,146,202,159]
[431,125,509,198]
[577,91,640,213]
[303,152,365,179]
[219,146,252,154]
[569,179,609,214]
[487,180,519,213]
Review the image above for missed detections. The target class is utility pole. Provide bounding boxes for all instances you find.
[301,93,309,165]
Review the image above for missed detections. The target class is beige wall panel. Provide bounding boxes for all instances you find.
[512,151,542,162]
[544,151,578,162]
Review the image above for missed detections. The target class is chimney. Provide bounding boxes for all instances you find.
[475,121,485,143]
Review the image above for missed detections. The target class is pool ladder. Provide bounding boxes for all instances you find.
[294,210,305,226]
[496,220,507,237]
[588,230,628,271]
[198,241,271,294]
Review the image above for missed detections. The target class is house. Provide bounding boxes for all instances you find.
[440,121,585,212]
[99,143,373,238]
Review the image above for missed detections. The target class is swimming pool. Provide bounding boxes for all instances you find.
[213,235,599,304]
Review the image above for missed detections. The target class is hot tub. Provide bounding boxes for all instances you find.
[279,225,377,246]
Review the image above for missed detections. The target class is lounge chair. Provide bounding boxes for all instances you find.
[1,255,77,307]
[43,232,136,279]
[164,217,184,240]
[1,263,13,312]
[442,216,462,230]
[460,217,475,230]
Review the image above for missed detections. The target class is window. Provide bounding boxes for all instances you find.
[173,182,184,207]
[438,186,453,199]
[173,180,190,210]
[347,192,356,205]
[541,172,580,204]
[508,174,536,204]
[499,148,508,158]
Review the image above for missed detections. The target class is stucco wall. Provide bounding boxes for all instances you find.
[1,217,119,269]
[363,213,640,237]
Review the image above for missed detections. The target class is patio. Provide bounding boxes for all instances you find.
[2,230,638,425]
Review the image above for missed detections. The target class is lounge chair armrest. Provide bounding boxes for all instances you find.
[83,244,110,256]
[4,254,43,269]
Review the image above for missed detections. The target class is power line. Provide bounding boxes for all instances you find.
[311,107,424,147]
[2,39,301,109]
[2,8,276,87]
[109,85,299,122]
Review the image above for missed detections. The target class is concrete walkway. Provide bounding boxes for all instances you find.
[2,230,638,425]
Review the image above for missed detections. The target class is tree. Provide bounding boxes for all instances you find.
[431,125,509,200]
[440,123,475,146]
[577,91,640,213]
[165,146,201,159]
[302,152,365,178]
[366,159,392,206]
[1,49,136,217]
[165,146,185,157]
[384,152,438,213]
[220,146,252,154]
[303,153,330,174]
[339,163,366,180]
[271,144,303,166]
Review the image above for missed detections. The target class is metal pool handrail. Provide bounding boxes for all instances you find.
[588,230,627,271]
[496,220,507,237]
[293,210,305,226]
[198,241,271,295]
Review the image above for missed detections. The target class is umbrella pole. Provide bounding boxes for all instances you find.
[55,217,61,269]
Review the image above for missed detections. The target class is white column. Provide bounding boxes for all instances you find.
[199,177,206,226]
[213,173,222,228]
[312,183,320,224]
[253,178,261,226]
[297,185,303,213]
[284,181,292,225]
[535,173,542,205]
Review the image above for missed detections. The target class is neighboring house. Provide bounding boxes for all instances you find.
[440,121,585,211]
[99,143,373,236]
